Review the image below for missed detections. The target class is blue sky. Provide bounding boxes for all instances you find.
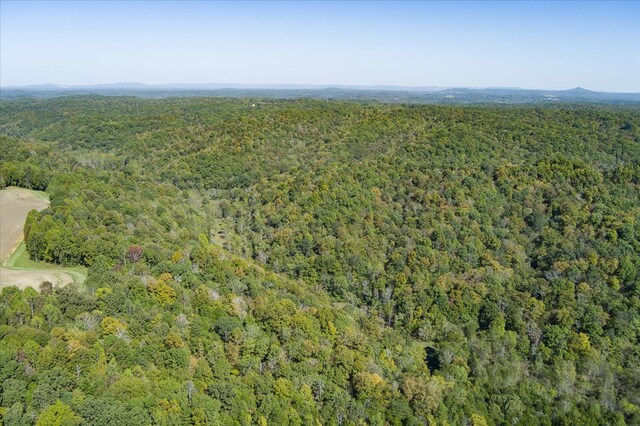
[1,1,638,92]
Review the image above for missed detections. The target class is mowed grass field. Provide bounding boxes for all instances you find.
[0,187,87,290]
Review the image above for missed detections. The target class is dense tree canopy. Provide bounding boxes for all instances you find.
[0,97,639,425]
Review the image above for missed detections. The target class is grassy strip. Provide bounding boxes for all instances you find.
[26,188,50,201]
[4,186,50,201]
[3,242,87,285]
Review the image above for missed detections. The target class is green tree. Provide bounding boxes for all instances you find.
[35,401,82,426]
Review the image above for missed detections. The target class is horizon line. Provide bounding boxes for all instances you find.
[2,82,639,94]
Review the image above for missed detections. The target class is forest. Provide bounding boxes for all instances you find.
[0,96,639,425]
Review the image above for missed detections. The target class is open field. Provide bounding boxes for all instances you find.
[0,187,86,290]
[0,187,49,259]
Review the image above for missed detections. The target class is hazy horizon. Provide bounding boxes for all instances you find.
[2,1,639,92]
[3,82,638,94]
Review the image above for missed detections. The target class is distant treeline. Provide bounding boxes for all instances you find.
[1,86,639,103]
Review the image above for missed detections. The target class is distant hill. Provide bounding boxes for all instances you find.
[1,83,638,104]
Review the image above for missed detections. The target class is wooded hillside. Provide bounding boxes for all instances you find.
[0,97,639,425]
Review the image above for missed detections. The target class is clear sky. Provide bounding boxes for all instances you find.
[1,1,639,92]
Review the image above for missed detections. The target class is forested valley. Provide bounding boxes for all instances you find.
[0,97,639,425]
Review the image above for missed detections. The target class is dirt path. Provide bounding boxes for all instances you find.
[0,187,84,290]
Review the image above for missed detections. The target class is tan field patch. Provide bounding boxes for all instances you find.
[0,268,75,290]
[0,187,85,290]
[0,187,49,260]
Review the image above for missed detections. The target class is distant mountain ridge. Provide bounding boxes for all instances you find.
[3,82,452,91]
[1,83,638,103]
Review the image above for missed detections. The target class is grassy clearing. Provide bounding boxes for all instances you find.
[23,188,50,201]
